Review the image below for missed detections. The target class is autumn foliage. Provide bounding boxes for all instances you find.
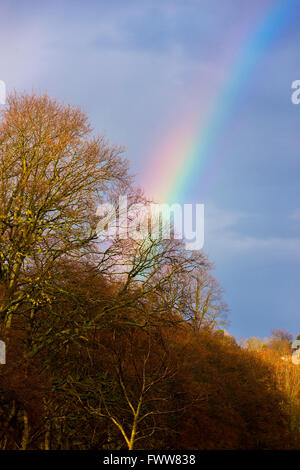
[0,93,299,450]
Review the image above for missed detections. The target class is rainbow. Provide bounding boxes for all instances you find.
[142,0,297,204]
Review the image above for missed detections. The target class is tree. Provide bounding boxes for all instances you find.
[271,329,293,342]
[66,325,176,450]
[0,92,129,328]
[268,329,293,355]
[244,337,266,351]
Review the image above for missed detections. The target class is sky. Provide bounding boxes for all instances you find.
[1,0,300,339]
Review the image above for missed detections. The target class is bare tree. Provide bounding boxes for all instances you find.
[68,327,176,450]
[0,92,129,328]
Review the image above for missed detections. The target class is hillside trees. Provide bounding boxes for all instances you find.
[1,91,284,450]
